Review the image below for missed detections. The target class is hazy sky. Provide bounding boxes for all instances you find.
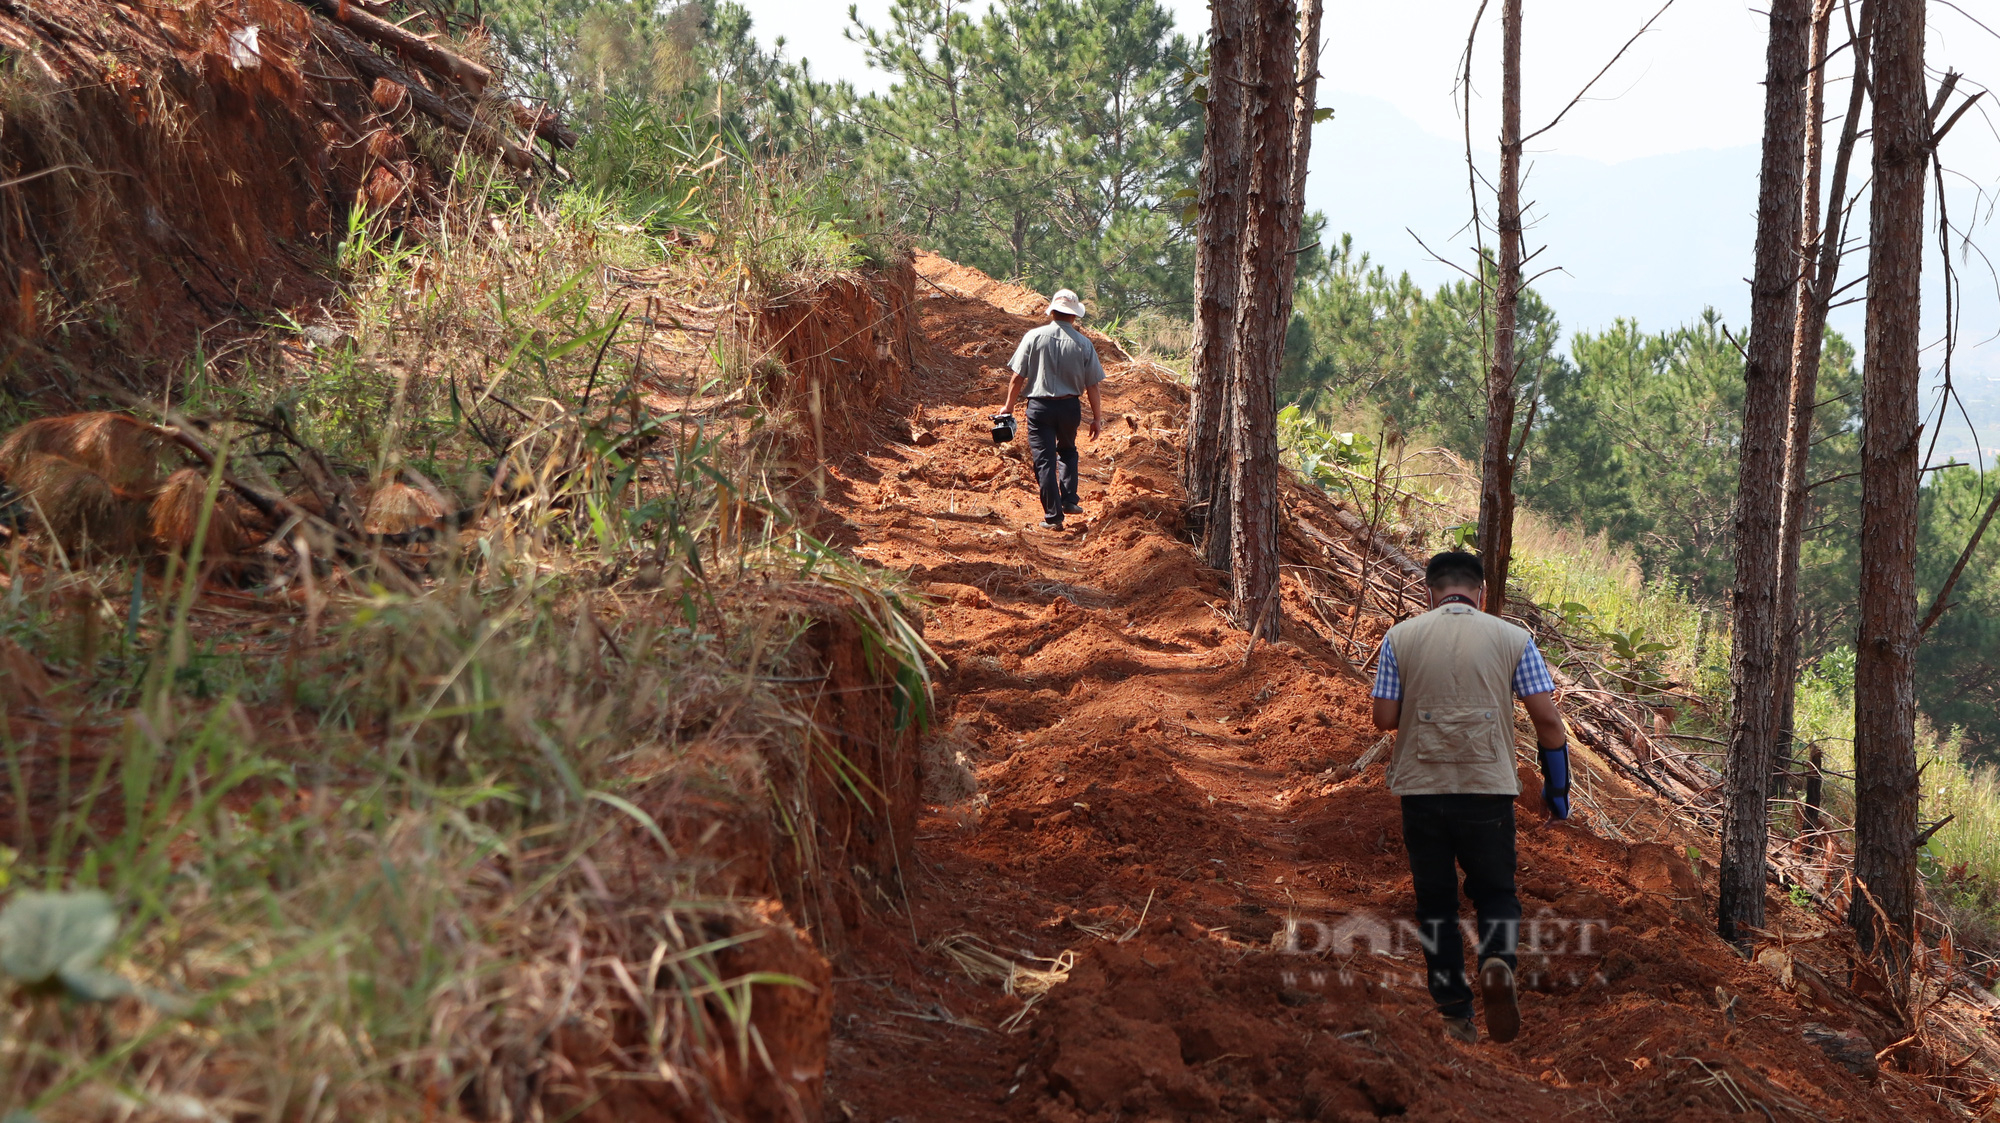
[741,1,1999,168]
[734,0,2000,459]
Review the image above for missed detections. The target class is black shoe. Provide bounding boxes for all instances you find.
[1039,517,1064,530]
[1479,958,1520,1044]
[1061,504,1085,516]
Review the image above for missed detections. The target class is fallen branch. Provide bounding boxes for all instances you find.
[1915,814,1957,848]
[1322,503,1425,581]
[303,0,492,95]
[310,19,532,173]
[1344,732,1394,777]
[513,102,580,151]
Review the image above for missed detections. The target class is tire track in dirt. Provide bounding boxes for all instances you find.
[817,255,1950,1122]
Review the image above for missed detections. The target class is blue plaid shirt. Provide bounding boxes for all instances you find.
[1370,628,1556,701]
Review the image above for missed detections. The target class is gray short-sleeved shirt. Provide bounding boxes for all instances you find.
[1008,321,1107,398]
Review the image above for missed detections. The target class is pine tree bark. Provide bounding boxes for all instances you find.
[1227,0,1303,641]
[1776,0,1874,802]
[1719,0,1812,946]
[1186,0,1250,571]
[1476,0,1522,618]
[1851,0,1926,961]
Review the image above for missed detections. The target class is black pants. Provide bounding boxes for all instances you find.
[1025,396,1081,521]
[1401,794,1521,1019]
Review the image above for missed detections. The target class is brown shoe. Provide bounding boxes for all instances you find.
[1479,958,1520,1044]
[1443,1015,1477,1044]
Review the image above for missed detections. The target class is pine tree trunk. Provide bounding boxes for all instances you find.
[1851,0,1925,962]
[1777,1,1873,802]
[1289,1,1323,216]
[1719,0,1812,946]
[1186,0,1250,571]
[1476,0,1522,617]
[1227,0,1303,641]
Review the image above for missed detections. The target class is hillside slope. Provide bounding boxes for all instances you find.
[809,253,1982,1122]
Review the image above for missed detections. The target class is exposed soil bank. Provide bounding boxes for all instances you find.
[805,254,1973,1122]
[0,0,498,396]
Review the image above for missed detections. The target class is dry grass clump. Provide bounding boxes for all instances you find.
[5,451,151,555]
[361,480,446,535]
[920,725,981,804]
[146,467,260,558]
[0,413,276,559]
[0,412,172,491]
[0,518,923,1120]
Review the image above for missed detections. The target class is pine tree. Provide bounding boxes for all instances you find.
[1475,0,1523,618]
[1186,2,1320,633]
[1718,0,1812,946]
[1851,0,1926,962]
[1186,0,1250,570]
[1775,0,1873,805]
[846,0,1198,318]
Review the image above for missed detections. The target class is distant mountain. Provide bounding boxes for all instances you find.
[1304,91,1760,335]
[1929,369,2000,470]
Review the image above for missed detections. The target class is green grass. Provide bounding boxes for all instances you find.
[0,170,925,1119]
[1510,512,1721,706]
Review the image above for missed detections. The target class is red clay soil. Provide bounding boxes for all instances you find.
[0,0,475,397]
[810,254,1967,1122]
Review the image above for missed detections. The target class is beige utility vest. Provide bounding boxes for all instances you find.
[1383,604,1530,796]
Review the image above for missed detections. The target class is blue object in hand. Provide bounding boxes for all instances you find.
[1538,745,1571,820]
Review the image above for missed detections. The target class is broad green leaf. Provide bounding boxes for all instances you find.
[0,890,117,988]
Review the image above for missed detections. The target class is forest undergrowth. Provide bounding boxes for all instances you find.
[0,149,926,1120]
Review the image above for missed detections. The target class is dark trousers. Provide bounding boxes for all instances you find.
[1400,794,1521,1019]
[1025,396,1081,521]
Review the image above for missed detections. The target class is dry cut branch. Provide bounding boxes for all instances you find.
[310,18,533,173]
[302,0,493,95]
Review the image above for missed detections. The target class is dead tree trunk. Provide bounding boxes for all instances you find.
[1186,0,1250,571]
[1719,0,1812,946]
[1227,1,1304,642]
[1772,2,1833,804]
[1851,0,1926,962]
[1476,0,1523,618]
[1776,0,1874,802]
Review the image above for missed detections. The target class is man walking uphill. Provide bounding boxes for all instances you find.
[998,288,1105,530]
[1370,550,1572,1046]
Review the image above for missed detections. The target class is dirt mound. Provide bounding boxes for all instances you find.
[756,257,923,466]
[913,250,1132,364]
[798,253,1975,1122]
[0,0,533,398]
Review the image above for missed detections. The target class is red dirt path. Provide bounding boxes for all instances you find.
[814,255,1956,1122]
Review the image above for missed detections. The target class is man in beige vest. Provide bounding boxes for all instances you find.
[1370,550,1570,1045]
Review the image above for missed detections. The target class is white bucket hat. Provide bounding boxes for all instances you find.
[1048,289,1086,317]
